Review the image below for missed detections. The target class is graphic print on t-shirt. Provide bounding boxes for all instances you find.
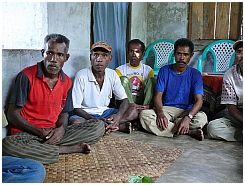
[129,76,143,96]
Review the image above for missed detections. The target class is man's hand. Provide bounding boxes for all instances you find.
[176,116,190,135]
[39,128,53,139]
[43,126,65,144]
[130,103,150,112]
[100,118,119,134]
[102,114,122,134]
[156,112,168,130]
[105,114,121,126]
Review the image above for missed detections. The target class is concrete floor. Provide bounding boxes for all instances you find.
[110,129,243,183]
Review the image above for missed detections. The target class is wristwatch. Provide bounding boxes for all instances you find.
[187,113,193,120]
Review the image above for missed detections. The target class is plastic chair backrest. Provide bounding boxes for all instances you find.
[143,39,175,76]
[197,40,235,73]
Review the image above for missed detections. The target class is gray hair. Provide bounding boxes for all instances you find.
[44,34,70,52]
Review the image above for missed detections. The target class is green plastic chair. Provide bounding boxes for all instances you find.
[143,39,175,76]
[197,40,235,73]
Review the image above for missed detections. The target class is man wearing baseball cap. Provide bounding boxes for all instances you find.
[207,39,243,141]
[69,41,138,134]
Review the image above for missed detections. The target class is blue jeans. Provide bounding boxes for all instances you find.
[69,108,119,121]
[2,156,46,183]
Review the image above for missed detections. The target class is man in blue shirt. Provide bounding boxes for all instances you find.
[139,38,207,141]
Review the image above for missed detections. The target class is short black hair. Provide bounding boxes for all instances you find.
[235,43,243,51]
[174,38,194,53]
[44,33,70,52]
[128,39,145,53]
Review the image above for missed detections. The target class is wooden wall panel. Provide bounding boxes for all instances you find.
[203,2,215,39]
[189,2,203,40]
[189,2,242,41]
[230,2,242,40]
[215,2,230,39]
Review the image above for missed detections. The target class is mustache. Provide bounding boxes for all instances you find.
[48,64,58,68]
[47,61,59,66]
[176,60,186,64]
[95,64,104,67]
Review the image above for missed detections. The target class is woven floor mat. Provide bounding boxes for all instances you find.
[43,135,184,183]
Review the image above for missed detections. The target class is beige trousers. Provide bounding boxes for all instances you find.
[206,115,243,141]
[139,106,207,137]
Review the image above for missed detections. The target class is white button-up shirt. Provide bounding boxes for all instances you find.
[72,66,127,115]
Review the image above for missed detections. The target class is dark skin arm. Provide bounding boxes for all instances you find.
[130,103,150,111]
[73,108,96,120]
[154,91,169,130]
[7,104,53,139]
[7,104,69,144]
[227,104,243,123]
[176,94,203,135]
[73,99,130,133]
[73,107,112,133]
[43,112,69,144]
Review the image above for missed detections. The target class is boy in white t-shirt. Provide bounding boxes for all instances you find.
[115,39,156,112]
[116,39,156,130]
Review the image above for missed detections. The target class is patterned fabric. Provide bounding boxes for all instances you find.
[221,64,243,109]
[202,75,223,95]
[202,75,225,120]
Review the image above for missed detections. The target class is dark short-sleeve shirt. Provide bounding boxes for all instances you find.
[9,61,73,135]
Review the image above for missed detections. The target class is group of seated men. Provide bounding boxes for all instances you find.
[2,34,243,182]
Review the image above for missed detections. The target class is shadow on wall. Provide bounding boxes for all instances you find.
[2,49,43,112]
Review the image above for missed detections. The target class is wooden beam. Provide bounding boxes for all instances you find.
[215,2,230,39]
[189,2,204,40]
[229,2,242,40]
[203,2,215,39]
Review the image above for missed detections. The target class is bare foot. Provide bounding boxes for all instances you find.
[119,122,132,134]
[132,119,143,131]
[59,142,91,154]
[188,129,204,141]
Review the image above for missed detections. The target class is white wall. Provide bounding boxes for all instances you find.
[2,2,48,49]
[2,50,43,110]
[130,2,147,44]
[46,2,91,78]
[146,2,188,45]
[2,2,91,79]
